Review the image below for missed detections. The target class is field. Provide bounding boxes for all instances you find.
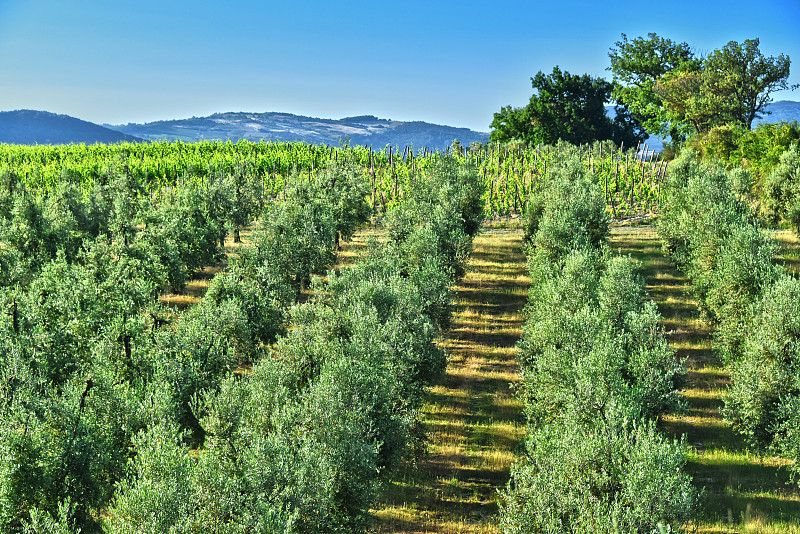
[358,217,800,533]
[2,141,799,532]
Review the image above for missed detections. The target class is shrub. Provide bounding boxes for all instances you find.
[762,144,800,230]
[724,276,800,449]
[501,414,698,534]
[523,153,608,261]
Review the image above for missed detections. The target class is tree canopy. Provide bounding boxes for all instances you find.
[489,66,646,147]
[699,38,792,130]
[608,32,698,140]
[611,34,795,141]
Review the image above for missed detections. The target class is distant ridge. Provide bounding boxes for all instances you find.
[107,111,490,149]
[754,100,800,125]
[0,110,142,145]
[2,102,797,148]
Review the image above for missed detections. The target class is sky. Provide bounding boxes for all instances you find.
[0,0,798,132]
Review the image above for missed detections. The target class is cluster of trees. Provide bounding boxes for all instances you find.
[501,146,697,533]
[491,34,795,150]
[490,67,647,148]
[0,154,486,532]
[658,150,800,485]
[0,160,364,531]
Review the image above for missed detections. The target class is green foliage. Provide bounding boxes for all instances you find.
[0,366,139,533]
[0,139,488,531]
[519,250,684,427]
[703,38,794,130]
[724,277,800,450]
[654,36,794,138]
[506,147,693,532]
[138,180,224,292]
[490,66,645,147]
[763,144,800,228]
[501,415,697,534]
[101,152,482,533]
[657,148,800,483]
[657,152,784,365]
[612,34,794,145]
[523,151,609,260]
[254,199,335,297]
[385,156,484,280]
[609,32,697,141]
[736,121,800,181]
[314,162,372,245]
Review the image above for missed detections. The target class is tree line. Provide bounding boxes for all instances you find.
[491,34,795,151]
[658,150,800,489]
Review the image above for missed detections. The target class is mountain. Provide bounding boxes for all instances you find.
[3,101,796,149]
[108,112,489,149]
[754,100,800,125]
[0,110,142,144]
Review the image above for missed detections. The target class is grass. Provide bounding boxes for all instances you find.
[609,218,800,533]
[773,227,800,278]
[372,221,529,534]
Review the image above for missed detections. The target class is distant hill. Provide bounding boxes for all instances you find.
[108,112,489,149]
[0,110,142,145]
[754,100,800,125]
[2,102,796,149]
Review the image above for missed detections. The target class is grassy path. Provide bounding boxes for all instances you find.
[374,223,529,533]
[609,220,800,534]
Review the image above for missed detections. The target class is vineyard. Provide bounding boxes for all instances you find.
[1,140,799,533]
[0,138,665,219]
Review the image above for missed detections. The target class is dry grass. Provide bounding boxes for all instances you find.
[372,223,528,534]
[773,227,800,278]
[609,220,800,533]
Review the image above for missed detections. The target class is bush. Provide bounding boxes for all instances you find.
[518,251,684,427]
[523,153,608,261]
[314,162,371,245]
[724,276,800,449]
[657,152,771,326]
[254,190,336,297]
[501,414,698,534]
[763,144,800,229]
[509,152,694,532]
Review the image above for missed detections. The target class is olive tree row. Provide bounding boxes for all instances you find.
[502,150,697,534]
[657,151,800,483]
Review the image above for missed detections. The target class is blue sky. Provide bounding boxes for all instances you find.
[0,0,798,132]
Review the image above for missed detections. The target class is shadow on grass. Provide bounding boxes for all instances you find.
[611,221,800,532]
[376,225,528,533]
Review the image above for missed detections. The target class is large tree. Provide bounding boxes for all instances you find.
[490,66,645,147]
[704,38,794,129]
[654,39,795,135]
[608,32,698,141]
[612,34,795,140]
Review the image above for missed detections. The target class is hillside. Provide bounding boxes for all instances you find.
[754,99,800,125]
[0,110,141,145]
[107,112,489,149]
[2,102,796,149]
